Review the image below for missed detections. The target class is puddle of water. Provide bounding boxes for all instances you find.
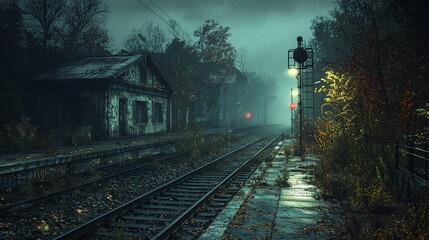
[278,200,326,208]
[277,207,320,217]
[280,195,315,201]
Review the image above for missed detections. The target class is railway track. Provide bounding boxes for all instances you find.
[0,126,284,239]
[55,132,282,239]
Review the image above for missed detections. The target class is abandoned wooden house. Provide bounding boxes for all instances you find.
[34,53,173,143]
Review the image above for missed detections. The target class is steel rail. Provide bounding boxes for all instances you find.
[54,131,282,240]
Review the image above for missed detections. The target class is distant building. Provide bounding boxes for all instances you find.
[218,68,247,126]
[34,53,173,142]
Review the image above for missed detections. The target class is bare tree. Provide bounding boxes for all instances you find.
[21,0,67,50]
[124,21,166,53]
[62,0,108,53]
[22,0,109,58]
[168,19,180,39]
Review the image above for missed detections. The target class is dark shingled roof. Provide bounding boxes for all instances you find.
[37,54,145,80]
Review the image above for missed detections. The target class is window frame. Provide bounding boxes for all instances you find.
[153,102,163,123]
[134,100,148,124]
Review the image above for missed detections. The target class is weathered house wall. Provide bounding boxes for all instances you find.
[106,89,168,137]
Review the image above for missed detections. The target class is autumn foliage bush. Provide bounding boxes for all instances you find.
[2,117,38,152]
[314,70,396,210]
[176,126,207,164]
[374,196,429,239]
[1,118,62,155]
[310,0,428,237]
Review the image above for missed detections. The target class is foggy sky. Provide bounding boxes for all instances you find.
[105,0,335,124]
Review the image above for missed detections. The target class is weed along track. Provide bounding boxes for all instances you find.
[52,132,282,239]
[0,126,283,239]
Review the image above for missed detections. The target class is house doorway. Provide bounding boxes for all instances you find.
[119,98,127,136]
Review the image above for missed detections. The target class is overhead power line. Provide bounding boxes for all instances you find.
[147,0,173,22]
[146,0,190,39]
[135,0,177,37]
[135,0,190,41]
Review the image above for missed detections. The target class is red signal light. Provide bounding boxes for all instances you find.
[245,112,252,119]
[290,102,296,110]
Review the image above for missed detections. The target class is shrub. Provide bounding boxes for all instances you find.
[3,117,38,152]
[211,131,233,152]
[38,129,60,156]
[275,171,291,187]
[375,197,429,239]
[291,143,302,156]
[315,168,353,201]
[176,126,207,164]
[314,117,395,209]
[351,180,393,211]
[283,146,292,159]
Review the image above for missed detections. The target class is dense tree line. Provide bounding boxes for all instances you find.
[312,0,428,141]
[311,0,428,237]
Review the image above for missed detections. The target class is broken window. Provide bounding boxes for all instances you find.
[135,101,148,123]
[153,102,163,123]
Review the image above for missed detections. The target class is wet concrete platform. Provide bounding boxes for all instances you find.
[200,140,340,239]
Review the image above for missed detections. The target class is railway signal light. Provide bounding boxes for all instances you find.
[290,102,296,110]
[245,112,252,119]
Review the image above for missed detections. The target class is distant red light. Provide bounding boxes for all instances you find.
[245,112,252,119]
[290,102,296,110]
